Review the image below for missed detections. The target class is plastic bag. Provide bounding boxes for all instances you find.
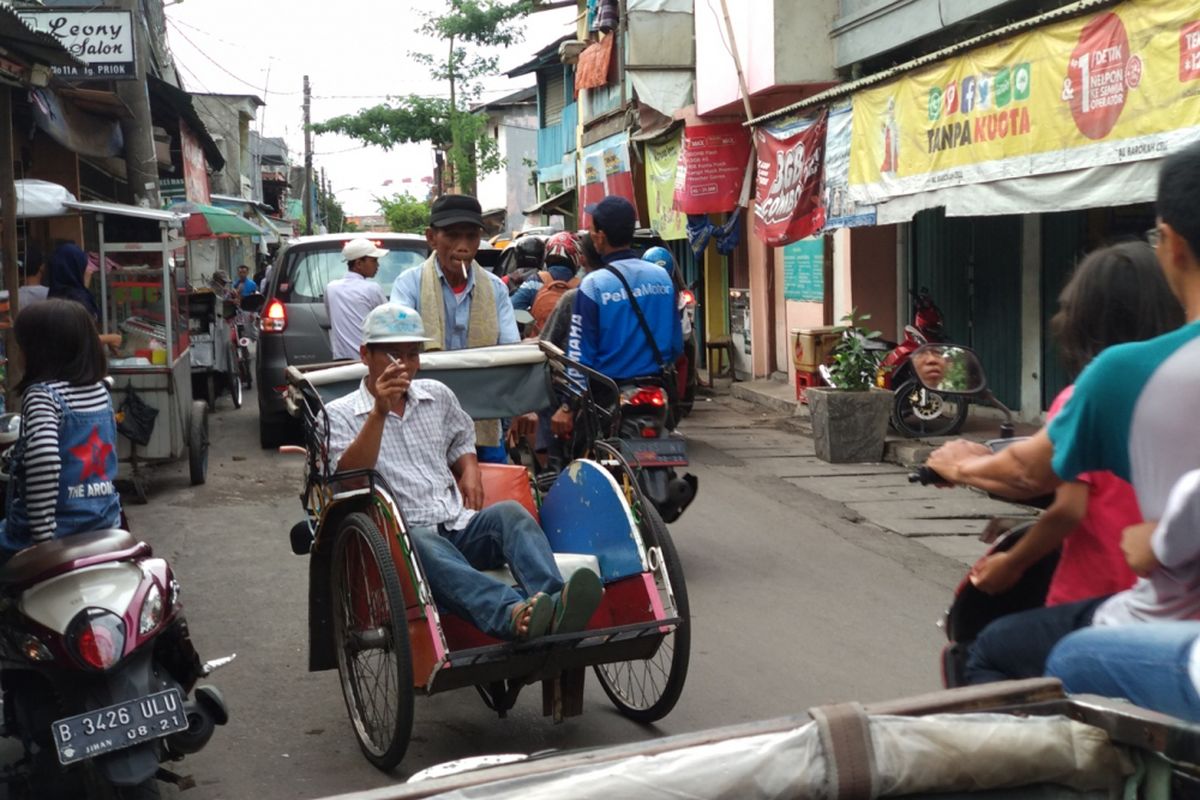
[116,385,158,446]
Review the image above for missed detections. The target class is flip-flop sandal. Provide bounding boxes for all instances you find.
[551,569,603,635]
[510,593,552,641]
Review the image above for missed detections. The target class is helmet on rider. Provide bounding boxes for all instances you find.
[544,231,581,271]
[512,235,546,272]
[642,246,675,275]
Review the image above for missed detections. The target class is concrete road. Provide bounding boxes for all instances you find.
[16,392,971,799]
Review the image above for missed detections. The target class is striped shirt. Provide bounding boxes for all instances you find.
[20,381,111,541]
[323,378,477,530]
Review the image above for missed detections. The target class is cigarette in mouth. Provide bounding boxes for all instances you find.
[461,260,468,281]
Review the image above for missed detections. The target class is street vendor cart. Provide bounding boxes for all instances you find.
[86,202,210,499]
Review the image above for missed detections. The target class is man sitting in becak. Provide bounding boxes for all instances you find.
[322,302,602,641]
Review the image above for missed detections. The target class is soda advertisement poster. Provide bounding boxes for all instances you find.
[849,0,1200,204]
[753,111,827,247]
[579,133,637,229]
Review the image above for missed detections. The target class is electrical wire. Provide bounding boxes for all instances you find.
[167,18,298,96]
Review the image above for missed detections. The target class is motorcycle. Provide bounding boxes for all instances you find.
[905,343,1055,688]
[614,377,698,524]
[0,413,21,519]
[879,290,970,438]
[0,530,232,798]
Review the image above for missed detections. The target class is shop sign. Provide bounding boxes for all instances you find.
[644,130,688,241]
[849,0,1200,204]
[753,110,827,247]
[674,123,752,214]
[579,133,637,230]
[823,102,876,230]
[782,237,824,303]
[180,120,211,204]
[19,11,136,81]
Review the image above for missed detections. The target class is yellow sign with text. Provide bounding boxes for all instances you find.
[849,0,1200,202]
[644,130,688,241]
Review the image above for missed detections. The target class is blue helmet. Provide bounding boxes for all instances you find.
[642,246,675,273]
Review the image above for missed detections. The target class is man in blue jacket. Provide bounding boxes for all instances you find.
[555,197,681,434]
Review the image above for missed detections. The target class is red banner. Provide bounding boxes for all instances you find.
[180,119,211,204]
[674,123,751,214]
[753,111,827,246]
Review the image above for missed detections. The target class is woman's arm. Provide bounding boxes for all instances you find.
[972,481,1088,594]
[19,388,64,543]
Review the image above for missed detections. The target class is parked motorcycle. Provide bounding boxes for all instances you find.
[0,412,21,519]
[905,343,1053,688]
[879,290,970,438]
[0,530,232,798]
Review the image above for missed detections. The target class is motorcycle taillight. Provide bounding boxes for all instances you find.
[622,386,667,407]
[68,609,126,671]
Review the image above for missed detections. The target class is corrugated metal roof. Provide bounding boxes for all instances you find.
[0,6,84,69]
[747,0,1120,127]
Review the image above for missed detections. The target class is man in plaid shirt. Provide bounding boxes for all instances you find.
[325,303,602,641]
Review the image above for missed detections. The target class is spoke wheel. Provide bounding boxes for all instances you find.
[890,378,968,437]
[594,502,690,722]
[331,513,414,772]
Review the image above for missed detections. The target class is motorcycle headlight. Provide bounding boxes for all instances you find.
[139,583,165,636]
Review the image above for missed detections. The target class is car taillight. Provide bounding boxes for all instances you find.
[261,299,287,333]
[68,609,126,671]
[679,289,697,307]
[622,386,667,407]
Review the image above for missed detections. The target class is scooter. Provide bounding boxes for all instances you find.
[879,290,970,438]
[0,530,232,798]
[905,343,1056,688]
[615,378,697,524]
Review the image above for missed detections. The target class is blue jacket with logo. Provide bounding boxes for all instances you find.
[568,251,682,381]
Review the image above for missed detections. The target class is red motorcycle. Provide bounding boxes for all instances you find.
[877,290,970,437]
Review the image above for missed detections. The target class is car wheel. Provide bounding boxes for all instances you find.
[260,412,293,449]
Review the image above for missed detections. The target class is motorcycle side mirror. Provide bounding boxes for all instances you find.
[911,344,987,396]
[514,309,534,326]
[240,293,266,314]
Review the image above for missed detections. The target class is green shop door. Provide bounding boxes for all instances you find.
[911,209,1023,411]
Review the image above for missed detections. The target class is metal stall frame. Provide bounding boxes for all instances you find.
[63,201,210,501]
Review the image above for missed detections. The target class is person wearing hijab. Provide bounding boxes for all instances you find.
[46,243,120,348]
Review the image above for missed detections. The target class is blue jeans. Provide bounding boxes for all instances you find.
[965,596,1110,684]
[1046,622,1200,722]
[411,501,563,639]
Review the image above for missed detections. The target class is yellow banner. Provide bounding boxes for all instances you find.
[644,131,688,241]
[850,0,1200,202]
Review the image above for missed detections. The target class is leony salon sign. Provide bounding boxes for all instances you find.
[18,11,135,81]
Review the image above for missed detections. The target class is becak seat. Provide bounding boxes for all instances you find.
[478,463,539,521]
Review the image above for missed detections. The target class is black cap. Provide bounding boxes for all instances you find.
[585,196,636,245]
[430,194,484,229]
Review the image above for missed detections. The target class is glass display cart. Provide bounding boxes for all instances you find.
[84,202,210,499]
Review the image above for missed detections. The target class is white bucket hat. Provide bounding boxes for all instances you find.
[361,303,432,345]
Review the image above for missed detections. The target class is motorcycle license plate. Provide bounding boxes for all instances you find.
[619,436,689,467]
[52,688,187,765]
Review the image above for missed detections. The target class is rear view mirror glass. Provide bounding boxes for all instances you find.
[911,344,986,395]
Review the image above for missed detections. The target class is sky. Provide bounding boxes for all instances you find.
[164,1,576,215]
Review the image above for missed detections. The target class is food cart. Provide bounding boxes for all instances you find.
[80,202,209,501]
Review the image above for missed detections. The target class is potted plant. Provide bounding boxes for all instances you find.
[807,310,893,463]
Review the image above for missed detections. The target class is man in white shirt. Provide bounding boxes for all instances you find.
[326,238,388,360]
[323,303,603,640]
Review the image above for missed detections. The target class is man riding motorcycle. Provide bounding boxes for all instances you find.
[556,196,682,435]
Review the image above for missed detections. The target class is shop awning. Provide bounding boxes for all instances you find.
[171,202,265,240]
[523,188,575,216]
[250,207,294,244]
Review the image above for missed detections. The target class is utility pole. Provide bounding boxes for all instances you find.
[303,75,313,235]
[114,0,161,208]
[1,86,20,408]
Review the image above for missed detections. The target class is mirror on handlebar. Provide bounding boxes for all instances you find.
[910,344,987,396]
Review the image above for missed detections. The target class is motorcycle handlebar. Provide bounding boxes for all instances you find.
[908,465,946,485]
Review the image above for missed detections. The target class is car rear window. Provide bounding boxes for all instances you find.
[282,245,427,302]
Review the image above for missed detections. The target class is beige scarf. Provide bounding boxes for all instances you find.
[418,255,502,446]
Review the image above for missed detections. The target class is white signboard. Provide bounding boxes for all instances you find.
[18,11,136,80]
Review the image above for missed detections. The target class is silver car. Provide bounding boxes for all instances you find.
[255,233,428,447]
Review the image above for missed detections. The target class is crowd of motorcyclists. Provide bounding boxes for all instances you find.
[6,136,1200,793]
